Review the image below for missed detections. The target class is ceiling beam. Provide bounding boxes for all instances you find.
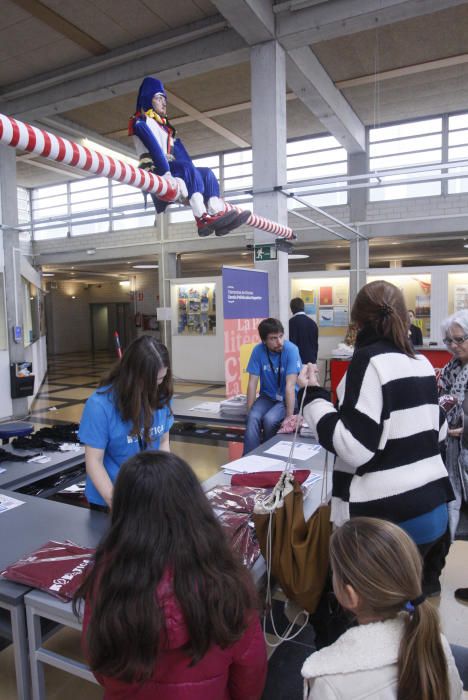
[336,52,468,89]
[210,0,275,44]
[165,90,250,148]
[0,21,247,121]
[277,0,468,49]
[37,115,136,159]
[10,0,108,55]
[213,0,365,152]
[287,47,365,152]
[105,93,299,138]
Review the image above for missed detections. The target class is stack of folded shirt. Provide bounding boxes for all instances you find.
[220,394,248,417]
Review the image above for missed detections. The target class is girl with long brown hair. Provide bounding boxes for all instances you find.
[78,334,173,509]
[73,450,267,700]
[302,517,463,700]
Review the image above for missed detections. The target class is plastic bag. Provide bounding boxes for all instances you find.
[218,511,260,569]
[1,540,94,601]
[206,485,271,514]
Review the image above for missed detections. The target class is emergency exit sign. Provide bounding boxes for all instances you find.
[254,244,277,261]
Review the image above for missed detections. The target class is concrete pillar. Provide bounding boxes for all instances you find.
[348,152,367,224]
[158,241,177,355]
[251,40,289,328]
[349,238,369,307]
[0,143,28,416]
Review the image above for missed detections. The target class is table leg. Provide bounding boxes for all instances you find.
[10,603,32,700]
[26,604,46,700]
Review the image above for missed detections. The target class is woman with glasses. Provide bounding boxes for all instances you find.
[439,310,468,603]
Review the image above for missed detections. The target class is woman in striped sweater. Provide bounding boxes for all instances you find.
[300,280,454,596]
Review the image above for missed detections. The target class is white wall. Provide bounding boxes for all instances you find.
[171,276,225,382]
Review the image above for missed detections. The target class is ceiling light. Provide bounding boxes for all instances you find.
[86,248,96,255]
[132,264,159,269]
[71,296,77,299]
[288,254,310,260]
[41,272,55,277]
[391,241,400,245]
[119,280,131,287]
[464,244,468,249]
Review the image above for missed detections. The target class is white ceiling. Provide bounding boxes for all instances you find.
[1,0,468,188]
[1,0,468,272]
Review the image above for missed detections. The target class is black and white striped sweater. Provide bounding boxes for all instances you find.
[304,329,453,526]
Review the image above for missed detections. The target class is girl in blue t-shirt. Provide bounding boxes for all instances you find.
[79,335,174,510]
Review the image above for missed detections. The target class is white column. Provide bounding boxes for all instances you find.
[251,40,289,328]
[0,143,28,416]
[349,238,369,306]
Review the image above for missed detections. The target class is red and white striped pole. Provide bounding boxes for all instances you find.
[0,113,295,240]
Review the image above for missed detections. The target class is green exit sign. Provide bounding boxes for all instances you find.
[254,244,277,262]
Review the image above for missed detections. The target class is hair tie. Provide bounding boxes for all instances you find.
[379,303,393,319]
[404,593,426,613]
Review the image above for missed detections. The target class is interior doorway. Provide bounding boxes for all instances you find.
[90,302,135,353]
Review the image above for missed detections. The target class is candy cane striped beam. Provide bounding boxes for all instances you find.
[0,113,295,240]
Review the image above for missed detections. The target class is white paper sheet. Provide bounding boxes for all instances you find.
[264,440,321,461]
[189,402,221,414]
[223,455,287,474]
[0,494,24,513]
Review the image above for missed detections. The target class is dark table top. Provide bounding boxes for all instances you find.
[0,489,108,604]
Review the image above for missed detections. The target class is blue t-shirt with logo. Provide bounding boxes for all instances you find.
[78,386,174,506]
[247,340,301,402]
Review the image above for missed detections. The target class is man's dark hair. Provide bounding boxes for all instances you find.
[290,298,305,314]
[258,317,284,341]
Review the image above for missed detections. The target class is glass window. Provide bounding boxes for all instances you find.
[193,154,220,169]
[369,117,442,201]
[71,220,110,236]
[113,213,155,230]
[448,113,468,194]
[33,226,69,240]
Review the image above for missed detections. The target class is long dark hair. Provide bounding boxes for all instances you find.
[98,335,173,443]
[73,451,257,682]
[330,518,450,700]
[351,280,415,357]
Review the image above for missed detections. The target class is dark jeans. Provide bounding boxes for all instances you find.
[417,527,451,595]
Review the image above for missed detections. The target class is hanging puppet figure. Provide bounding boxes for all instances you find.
[130,77,250,237]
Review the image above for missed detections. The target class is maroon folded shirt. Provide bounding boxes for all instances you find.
[1,540,94,601]
[206,485,271,514]
[231,470,310,488]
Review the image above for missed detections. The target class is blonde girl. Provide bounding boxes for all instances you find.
[302,517,463,700]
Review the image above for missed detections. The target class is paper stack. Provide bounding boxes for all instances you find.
[220,394,248,417]
[222,455,287,475]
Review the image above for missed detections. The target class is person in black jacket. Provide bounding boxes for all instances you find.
[408,309,423,346]
[289,298,319,364]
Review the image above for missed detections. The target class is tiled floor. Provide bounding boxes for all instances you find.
[1,350,467,698]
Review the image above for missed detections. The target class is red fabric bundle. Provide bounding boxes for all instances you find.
[231,470,310,487]
[206,485,271,514]
[218,511,260,569]
[1,540,94,601]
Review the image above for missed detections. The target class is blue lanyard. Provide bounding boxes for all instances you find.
[266,349,282,388]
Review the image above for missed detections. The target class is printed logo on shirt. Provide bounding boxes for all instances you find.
[126,424,165,444]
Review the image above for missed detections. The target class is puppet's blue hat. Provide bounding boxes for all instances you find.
[136,77,166,112]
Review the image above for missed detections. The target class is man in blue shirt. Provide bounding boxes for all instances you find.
[243,318,301,454]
